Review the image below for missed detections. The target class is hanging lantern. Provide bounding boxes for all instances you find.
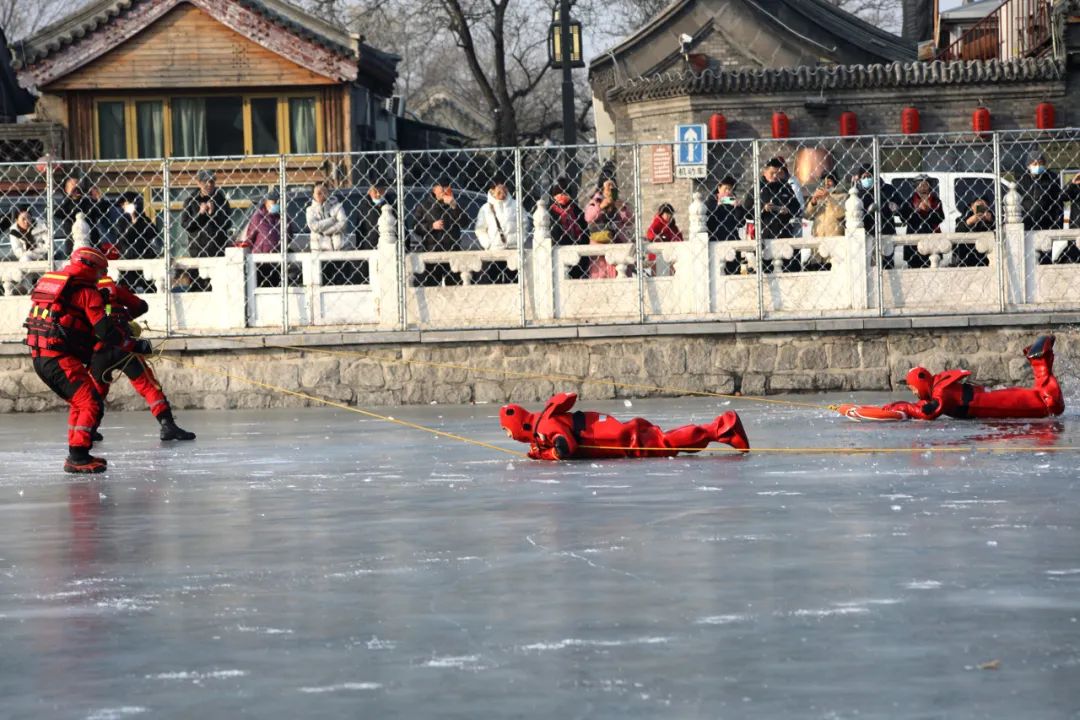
[771,111,790,139]
[972,106,991,134]
[901,107,920,135]
[708,113,727,140]
[839,111,858,137]
[1035,102,1056,130]
[547,7,585,69]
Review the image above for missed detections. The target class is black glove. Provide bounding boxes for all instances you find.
[131,339,152,355]
[920,400,940,415]
[553,436,571,460]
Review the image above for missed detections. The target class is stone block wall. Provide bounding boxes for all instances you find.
[1,326,1073,414]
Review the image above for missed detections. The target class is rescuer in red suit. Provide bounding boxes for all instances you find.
[90,275,195,442]
[883,335,1064,420]
[500,392,750,460]
[24,247,152,473]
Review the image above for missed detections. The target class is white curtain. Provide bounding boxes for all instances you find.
[289,98,316,154]
[136,101,164,159]
[172,98,207,157]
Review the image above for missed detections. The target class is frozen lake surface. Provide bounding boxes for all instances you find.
[2,394,1079,719]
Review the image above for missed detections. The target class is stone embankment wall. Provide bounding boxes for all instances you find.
[1,324,1073,413]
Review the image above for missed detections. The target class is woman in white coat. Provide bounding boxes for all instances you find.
[306,182,349,251]
[475,180,524,250]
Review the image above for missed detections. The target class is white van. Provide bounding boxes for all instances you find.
[879,172,1015,235]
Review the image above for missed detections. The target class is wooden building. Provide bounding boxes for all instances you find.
[13,0,402,160]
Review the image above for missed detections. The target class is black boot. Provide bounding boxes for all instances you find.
[65,446,107,474]
[158,411,196,441]
[91,429,104,442]
[1025,335,1055,360]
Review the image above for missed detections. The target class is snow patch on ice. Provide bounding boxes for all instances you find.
[696,485,723,492]
[756,490,803,496]
[146,669,247,681]
[1046,569,1080,576]
[905,580,942,590]
[424,655,483,669]
[236,625,294,635]
[696,614,750,625]
[366,636,396,650]
[522,636,671,651]
[86,707,147,720]
[786,607,871,618]
[298,682,382,693]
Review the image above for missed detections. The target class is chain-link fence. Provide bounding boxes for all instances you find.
[3,129,1080,339]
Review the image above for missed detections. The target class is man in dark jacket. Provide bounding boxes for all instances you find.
[853,165,900,236]
[55,176,108,257]
[952,197,994,267]
[744,158,801,241]
[707,176,747,274]
[412,177,466,252]
[355,184,393,250]
[115,192,159,259]
[180,170,232,257]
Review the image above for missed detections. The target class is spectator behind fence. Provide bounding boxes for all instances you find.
[55,176,107,257]
[475,178,521,250]
[181,170,232,257]
[853,165,900,236]
[646,203,683,243]
[114,192,158,259]
[414,177,465,252]
[745,157,801,242]
[708,177,746,275]
[356,184,391,250]
[904,177,944,269]
[9,206,49,261]
[549,179,586,246]
[243,188,286,254]
[952,197,993,267]
[584,179,634,279]
[1018,152,1063,232]
[805,173,846,238]
[307,181,348,251]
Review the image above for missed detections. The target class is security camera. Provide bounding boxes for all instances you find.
[679,33,693,54]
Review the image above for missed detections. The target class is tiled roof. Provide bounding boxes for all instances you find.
[608,57,1065,103]
[14,0,357,67]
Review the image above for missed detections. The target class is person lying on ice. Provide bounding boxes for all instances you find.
[845,335,1064,421]
[499,392,750,460]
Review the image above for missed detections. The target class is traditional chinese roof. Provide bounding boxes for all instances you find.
[608,56,1066,103]
[15,0,362,65]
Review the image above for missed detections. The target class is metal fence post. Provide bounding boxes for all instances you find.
[395,150,407,331]
[633,143,645,324]
[514,147,527,327]
[751,139,764,320]
[992,131,1006,313]
[872,136,885,316]
[279,154,289,333]
[162,158,172,337]
[45,155,55,270]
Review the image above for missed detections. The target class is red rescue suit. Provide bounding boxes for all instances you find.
[883,343,1063,421]
[91,276,170,419]
[24,252,131,452]
[500,392,750,460]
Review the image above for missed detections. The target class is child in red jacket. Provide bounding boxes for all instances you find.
[500,392,749,460]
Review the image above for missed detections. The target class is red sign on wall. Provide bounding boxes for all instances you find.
[651,145,674,184]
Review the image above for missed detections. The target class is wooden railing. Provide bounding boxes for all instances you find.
[937,0,1052,61]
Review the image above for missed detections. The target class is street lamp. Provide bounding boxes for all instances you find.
[547,1,583,145]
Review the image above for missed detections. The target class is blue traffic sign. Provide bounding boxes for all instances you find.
[675,123,707,166]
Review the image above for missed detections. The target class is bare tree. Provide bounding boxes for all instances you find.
[1,0,82,41]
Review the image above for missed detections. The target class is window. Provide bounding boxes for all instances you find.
[95,94,321,158]
[251,98,278,155]
[135,101,164,159]
[205,97,244,156]
[289,97,316,154]
[97,101,126,159]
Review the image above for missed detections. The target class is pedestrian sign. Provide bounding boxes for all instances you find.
[675,123,706,165]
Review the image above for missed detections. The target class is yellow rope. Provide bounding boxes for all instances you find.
[580,444,1080,455]
[154,351,529,459]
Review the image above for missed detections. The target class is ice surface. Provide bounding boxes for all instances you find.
[1,393,1079,718]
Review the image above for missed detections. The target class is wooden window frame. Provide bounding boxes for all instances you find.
[93,92,324,159]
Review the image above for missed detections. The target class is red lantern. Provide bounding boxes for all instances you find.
[972,106,991,134]
[1035,102,1056,129]
[839,111,858,136]
[901,107,920,135]
[708,113,727,140]
[771,111,790,139]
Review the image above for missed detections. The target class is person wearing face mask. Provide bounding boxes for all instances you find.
[853,165,900,238]
[243,187,286,254]
[1017,152,1063,234]
[115,192,158,260]
[548,178,586,246]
